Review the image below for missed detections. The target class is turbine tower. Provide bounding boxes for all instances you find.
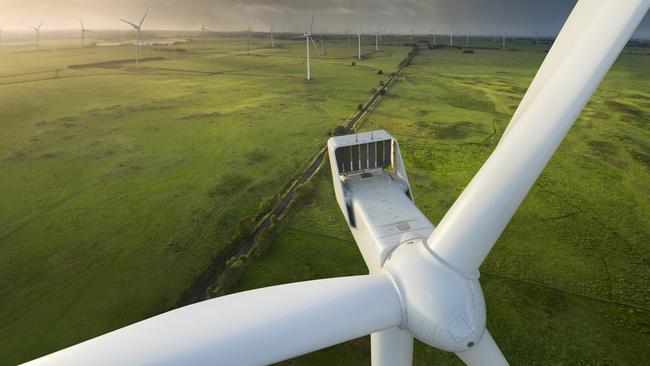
[79,19,89,51]
[298,11,318,81]
[120,8,149,69]
[357,27,362,60]
[21,1,650,366]
[270,25,274,48]
[0,26,3,46]
[375,31,379,51]
[30,19,43,48]
[502,32,506,49]
[247,26,252,55]
[201,22,208,50]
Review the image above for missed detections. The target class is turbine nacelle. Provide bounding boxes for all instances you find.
[328,131,486,353]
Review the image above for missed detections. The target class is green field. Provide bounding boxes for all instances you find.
[233,45,650,364]
[0,32,413,364]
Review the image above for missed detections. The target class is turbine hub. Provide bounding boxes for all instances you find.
[383,239,486,352]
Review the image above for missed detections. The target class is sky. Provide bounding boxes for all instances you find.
[1,0,649,38]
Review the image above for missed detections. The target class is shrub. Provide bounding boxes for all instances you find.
[371,88,378,94]
[235,217,256,241]
[258,196,277,213]
[357,104,364,111]
[295,180,317,204]
[351,61,356,66]
[377,70,383,75]
[252,230,273,258]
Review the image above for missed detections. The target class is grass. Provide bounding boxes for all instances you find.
[233,44,650,365]
[0,33,412,364]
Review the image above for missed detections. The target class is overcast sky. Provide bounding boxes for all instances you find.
[1,0,649,37]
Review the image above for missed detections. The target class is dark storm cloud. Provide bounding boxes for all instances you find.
[1,0,648,37]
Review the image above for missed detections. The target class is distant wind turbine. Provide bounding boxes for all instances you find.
[0,26,3,46]
[357,27,362,60]
[30,19,43,48]
[121,7,149,68]
[247,26,251,55]
[375,30,379,51]
[201,22,208,49]
[79,19,90,51]
[297,11,319,80]
[270,25,274,48]
[502,32,506,49]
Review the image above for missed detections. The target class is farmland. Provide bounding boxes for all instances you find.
[0,32,412,364]
[233,44,650,364]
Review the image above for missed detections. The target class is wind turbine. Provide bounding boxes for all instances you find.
[270,25,274,48]
[375,31,378,51]
[30,19,43,48]
[22,1,650,366]
[121,8,149,69]
[298,11,318,80]
[450,30,453,46]
[201,22,208,50]
[0,26,3,46]
[247,25,251,55]
[79,19,90,51]
[357,27,362,60]
[502,32,506,49]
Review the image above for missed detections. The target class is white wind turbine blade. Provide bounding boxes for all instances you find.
[309,9,315,34]
[310,36,321,56]
[24,274,402,366]
[139,7,149,28]
[427,0,649,273]
[500,0,600,140]
[456,330,508,366]
[120,19,138,29]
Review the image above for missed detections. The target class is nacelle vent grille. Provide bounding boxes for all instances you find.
[334,139,392,175]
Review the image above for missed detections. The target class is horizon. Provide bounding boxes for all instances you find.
[1,0,649,38]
